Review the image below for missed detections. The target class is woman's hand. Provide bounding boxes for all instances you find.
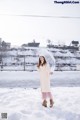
[50,72,53,75]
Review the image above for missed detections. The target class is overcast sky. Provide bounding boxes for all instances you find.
[0,0,80,46]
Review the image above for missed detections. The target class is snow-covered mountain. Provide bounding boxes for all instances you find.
[0,47,80,71]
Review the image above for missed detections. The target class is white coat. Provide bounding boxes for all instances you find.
[38,64,51,92]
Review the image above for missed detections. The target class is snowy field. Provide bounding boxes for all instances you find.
[0,71,80,87]
[0,87,80,120]
[0,71,80,120]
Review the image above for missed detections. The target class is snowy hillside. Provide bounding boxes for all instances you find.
[0,47,80,71]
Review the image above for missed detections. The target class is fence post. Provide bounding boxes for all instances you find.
[24,55,25,71]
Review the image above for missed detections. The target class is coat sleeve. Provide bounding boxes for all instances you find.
[37,66,40,72]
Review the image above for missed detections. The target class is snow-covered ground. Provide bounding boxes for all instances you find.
[0,71,80,120]
[0,71,80,87]
[0,87,80,120]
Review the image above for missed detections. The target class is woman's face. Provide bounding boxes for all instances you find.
[40,56,45,64]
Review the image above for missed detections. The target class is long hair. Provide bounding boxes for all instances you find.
[37,56,47,68]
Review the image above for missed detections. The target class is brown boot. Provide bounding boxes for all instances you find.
[42,100,47,107]
[50,99,54,108]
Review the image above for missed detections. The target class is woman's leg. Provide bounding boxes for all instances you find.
[42,92,47,107]
[42,92,47,100]
[47,92,53,99]
[47,92,54,107]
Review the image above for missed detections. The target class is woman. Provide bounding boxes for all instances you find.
[37,56,54,108]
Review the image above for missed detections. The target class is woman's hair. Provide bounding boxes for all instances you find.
[37,56,47,68]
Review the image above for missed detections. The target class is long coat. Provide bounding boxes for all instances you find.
[38,64,51,92]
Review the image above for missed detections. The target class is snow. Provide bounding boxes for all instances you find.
[0,71,80,87]
[1,47,80,71]
[0,87,80,120]
[0,71,80,120]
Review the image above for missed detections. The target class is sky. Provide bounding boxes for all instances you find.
[0,0,80,47]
